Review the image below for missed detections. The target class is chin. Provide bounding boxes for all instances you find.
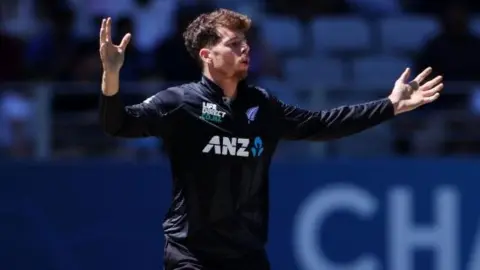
[235,70,248,80]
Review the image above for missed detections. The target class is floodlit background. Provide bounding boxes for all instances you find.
[1,0,480,270]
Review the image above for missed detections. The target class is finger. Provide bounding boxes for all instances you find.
[398,67,411,83]
[423,92,440,103]
[421,75,443,90]
[118,33,132,51]
[99,19,106,44]
[423,83,444,97]
[413,67,432,84]
[106,17,112,43]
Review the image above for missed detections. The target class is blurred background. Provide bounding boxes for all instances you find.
[2,0,480,269]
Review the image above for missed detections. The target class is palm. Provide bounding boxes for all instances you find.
[389,67,443,114]
[99,17,131,72]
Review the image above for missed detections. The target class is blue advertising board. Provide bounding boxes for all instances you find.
[1,159,480,270]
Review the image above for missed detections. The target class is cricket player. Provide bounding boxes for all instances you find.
[99,9,443,270]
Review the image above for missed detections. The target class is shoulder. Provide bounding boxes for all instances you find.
[141,85,186,113]
[248,85,273,100]
[248,84,277,102]
[155,86,185,104]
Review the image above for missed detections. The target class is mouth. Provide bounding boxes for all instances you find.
[240,58,250,65]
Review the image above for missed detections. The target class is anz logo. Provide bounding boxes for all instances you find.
[202,136,264,157]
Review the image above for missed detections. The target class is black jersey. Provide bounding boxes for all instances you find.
[99,76,394,264]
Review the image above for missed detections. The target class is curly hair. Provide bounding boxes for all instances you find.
[183,9,252,64]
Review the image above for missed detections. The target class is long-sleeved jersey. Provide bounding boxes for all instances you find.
[99,76,395,262]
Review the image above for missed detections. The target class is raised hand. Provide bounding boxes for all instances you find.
[388,67,443,115]
[99,17,131,73]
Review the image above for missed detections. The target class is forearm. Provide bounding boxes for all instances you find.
[280,98,395,141]
[99,93,128,136]
[101,70,120,96]
[100,70,124,135]
[312,98,395,140]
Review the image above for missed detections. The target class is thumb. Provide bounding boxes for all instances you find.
[119,33,132,51]
[398,67,411,83]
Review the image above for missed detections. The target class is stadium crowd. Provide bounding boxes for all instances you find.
[2,0,480,159]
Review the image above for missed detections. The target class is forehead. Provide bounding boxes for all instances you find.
[216,26,245,41]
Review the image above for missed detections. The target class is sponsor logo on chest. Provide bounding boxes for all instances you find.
[202,135,264,157]
[200,102,226,123]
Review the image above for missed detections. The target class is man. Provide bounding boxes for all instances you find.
[98,9,443,270]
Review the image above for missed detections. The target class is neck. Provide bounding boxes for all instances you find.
[203,69,238,98]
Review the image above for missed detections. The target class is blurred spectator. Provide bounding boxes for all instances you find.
[80,0,132,18]
[266,0,351,21]
[414,2,480,110]
[0,33,25,81]
[411,0,480,13]
[24,8,79,80]
[346,0,402,15]
[415,3,480,82]
[1,0,41,38]
[2,0,480,159]
[35,0,71,18]
[410,2,480,155]
[130,0,178,52]
[70,44,102,82]
[153,3,215,82]
[409,0,449,13]
[0,90,34,158]
[246,25,282,81]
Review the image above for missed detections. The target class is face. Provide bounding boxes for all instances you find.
[200,26,250,79]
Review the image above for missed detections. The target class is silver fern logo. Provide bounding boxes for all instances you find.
[245,106,259,124]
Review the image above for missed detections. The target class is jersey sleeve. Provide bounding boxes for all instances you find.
[270,96,395,141]
[99,87,183,138]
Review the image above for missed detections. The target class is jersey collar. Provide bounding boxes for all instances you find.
[200,75,248,99]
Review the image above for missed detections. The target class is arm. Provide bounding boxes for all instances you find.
[272,96,395,141]
[99,17,181,138]
[99,74,182,138]
[271,66,444,141]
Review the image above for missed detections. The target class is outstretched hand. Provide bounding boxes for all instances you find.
[99,17,132,72]
[388,67,443,115]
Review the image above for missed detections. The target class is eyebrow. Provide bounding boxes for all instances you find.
[225,36,245,43]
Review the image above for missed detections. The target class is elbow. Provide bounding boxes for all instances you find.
[101,123,121,137]
[99,98,130,137]
[99,117,149,138]
[99,108,126,137]
[103,129,119,137]
[99,116,123,137]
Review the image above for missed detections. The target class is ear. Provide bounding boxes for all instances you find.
[199,48,212,64]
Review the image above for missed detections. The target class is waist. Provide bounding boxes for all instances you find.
[164,215,267,258]
[165,236,268,263]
